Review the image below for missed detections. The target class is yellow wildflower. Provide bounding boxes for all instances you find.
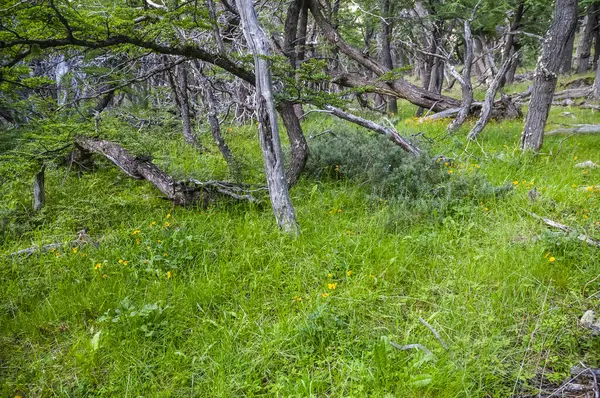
[164,221,170,228]
[328,283,337,290]
[123,261,129,265]
[512,181,519,185]
[484,207,489,211]
[166,213,171,219]
[150,221,157,227]
[132,229,141,235]
[72,247,78,254]
[549,257,556,262]
[587,186,594,192]
[293,295,302,302]
[347,270,352,277]
[167,271,172,279]
[118,259,123,264]
[328,273,333,278]
[321,293,330,298]
[94,263,101,270]
[448,169,454,174]
[544,252,550,258]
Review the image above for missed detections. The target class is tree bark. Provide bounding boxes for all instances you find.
[324,105,421,155]
[502,0,525,83]
[306,0,460,112]
[235,0,298,234]
[33,165,45,212]
[74,136,258,205]
[576,4,599,74]
[521,0,578,152]
[593,63,600,99]
[277,101,308,188]
[468,53,518,140]
[559,26,576,74]
[379,0,397,114]
[447,20,474,133]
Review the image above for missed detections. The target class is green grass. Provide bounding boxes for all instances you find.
[1,95,600,397]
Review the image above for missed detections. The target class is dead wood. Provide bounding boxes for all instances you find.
[529,212,600,248]
[546,124,600,135]
[10,230,99,258]
[74,136,261,206]
[324,105,421,155]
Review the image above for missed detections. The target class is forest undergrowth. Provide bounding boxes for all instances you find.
[1,88,600,397]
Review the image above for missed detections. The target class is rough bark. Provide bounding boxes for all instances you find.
[74,136,258,205]
[324,105,421,155]
[235,0,298,234]
[502,0,525,84]
[594,62,600,100]
[447,20,474,133]
[576,4,600,74]
[559,26,576,74]
[521,0,578,152]
[277,101,308,187]
[33,165,45,212]
[379,0,397,114]
[175,63,201,148]
[468,53,518,140]
[306,0,460,112]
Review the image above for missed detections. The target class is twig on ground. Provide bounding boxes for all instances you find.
[419,316,449,349]
[528,212,600,248]
[389,341,433,357]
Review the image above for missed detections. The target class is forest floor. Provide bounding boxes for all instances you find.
[1,75,600,397]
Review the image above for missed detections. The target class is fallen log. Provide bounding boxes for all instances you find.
[529,212,600,248]
[546,124,600,135]
[10,230,99,258]
[74,136,261,206]
[323,105,421,155]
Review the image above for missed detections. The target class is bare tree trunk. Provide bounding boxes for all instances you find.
[206,0,226,54]
[559,27,576,74]
[235,0,298,234]
[593,60,600,99]
[468,54,517,140]
[447,20,474,132]
[380,0,397,114]
[521,0,578,152]
[502,0,525,84]
[277,101,308,187]
[576,4,599,74]
[33,165,45,212]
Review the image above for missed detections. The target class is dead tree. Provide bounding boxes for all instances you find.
[447,19,475,133]
[33,165,45,212]
[235,0,299,234]
[467,53,518,140]
[521,0,578,152]
[74,136,259,206]
[575,3,600,74]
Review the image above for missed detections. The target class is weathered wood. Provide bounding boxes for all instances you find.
[447,19,474,133]
[10,230,99,258]
[324,105,421,155]
[467,53,518,140]
[521,0,579,151]
[74,136,259,206]
[33,165,45,212]
[546,124,600,135]
[235,0,299,234]
[529,212,600,248]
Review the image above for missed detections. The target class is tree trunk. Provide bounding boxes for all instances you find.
[235,0,299,234]
[379,0,397,114]
[277,101,308,188]
[176,63,201,148]
[306,0,460,112]
[33,165,45,212]
[447,20,474,132]
[468,53,518,140]
[576,4,599,74]
[593,61,600,99]
[502,0,525,83]
[559,27,576,74]
[521,0,578,152]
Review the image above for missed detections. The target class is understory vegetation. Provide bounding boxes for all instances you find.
[2,89,600,396]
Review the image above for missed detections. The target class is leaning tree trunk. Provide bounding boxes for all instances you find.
[521,0,578,152]
[235,0,299,234]
[559,27,576,74]
[447,20,474,133]
[575,4,599,74]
